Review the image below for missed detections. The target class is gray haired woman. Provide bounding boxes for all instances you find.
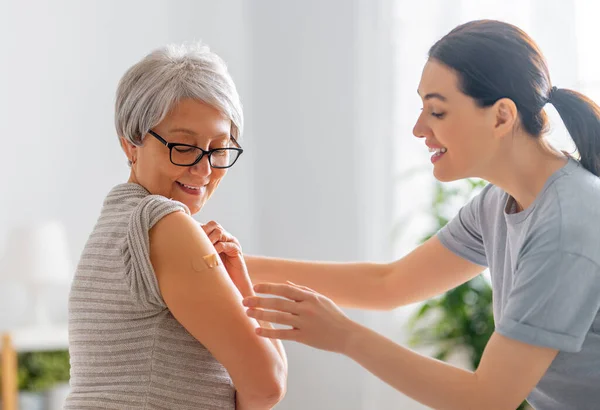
[65,43,287,410]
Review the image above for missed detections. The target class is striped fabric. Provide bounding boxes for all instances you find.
[65,183,235,409]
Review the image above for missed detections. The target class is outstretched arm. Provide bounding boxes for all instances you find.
[244,283,557,410]
[245,236,485,310]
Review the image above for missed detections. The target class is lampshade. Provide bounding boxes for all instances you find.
[0,220,72,283]
[0,280,34,332]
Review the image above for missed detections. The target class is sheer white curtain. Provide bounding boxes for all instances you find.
[357,1,598,408]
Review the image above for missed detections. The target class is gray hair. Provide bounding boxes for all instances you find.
[115,42,243,146]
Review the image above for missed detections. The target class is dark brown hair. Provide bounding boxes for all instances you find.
[429,20,600,176]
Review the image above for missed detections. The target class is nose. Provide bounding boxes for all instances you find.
[189,154,212,177]
[413,111,432,140]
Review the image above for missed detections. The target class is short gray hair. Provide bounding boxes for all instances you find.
[115,42,243,146]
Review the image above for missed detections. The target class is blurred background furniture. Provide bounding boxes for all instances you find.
[0,221,71,410]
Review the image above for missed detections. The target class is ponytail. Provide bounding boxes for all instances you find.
[550,88,600,176]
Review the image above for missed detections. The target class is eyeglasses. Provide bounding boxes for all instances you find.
[148,130,243,169]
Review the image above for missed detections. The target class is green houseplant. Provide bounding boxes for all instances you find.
[0,350,70,395]
[17,350,70,392]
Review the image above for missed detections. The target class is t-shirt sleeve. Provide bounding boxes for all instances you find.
[497,251,600,352]
[121,195,190,309]
[436,189,488,267]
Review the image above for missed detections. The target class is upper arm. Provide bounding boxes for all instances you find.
[473,251,600,408]
[384,236,486,306]
[149,211,285,401]
[498,251,600,352]
[474,332,558,409]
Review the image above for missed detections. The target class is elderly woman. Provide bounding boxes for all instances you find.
[65,43,287,410]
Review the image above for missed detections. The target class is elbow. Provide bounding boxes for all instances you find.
[264,378,287,407]
[238,379,286,409]
[262,369,287,406]
[238,365,287,408]
[465,376,520,410]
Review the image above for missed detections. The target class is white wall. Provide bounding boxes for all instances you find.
[248,1,375,408]
[0,0,256,259]
[0,1,389,409]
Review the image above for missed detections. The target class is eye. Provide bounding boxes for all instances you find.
[210,142,231,151]
[174,146,195,153]
[212,149,228,156]
[420,108,445,119]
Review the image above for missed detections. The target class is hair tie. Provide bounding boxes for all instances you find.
[546,86,558,105]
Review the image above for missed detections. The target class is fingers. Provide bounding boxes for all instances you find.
[254,327,299,341]
[202,221,241,248]
[243,295,301,314]
[286,281,317,293]
[246,308,299,327]
[253,283,314,302]
[214,241,242,256]
[201,220,219,235]
[208,229,225,245]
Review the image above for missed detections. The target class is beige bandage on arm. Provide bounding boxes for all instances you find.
[192,253,221,272]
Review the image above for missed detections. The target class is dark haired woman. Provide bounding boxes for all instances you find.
[205,20,600,409]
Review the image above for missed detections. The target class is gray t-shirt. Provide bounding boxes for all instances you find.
[438,158,600,410]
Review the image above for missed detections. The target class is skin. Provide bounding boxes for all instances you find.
[412,60,567,211]
[205,60,569,409]
[121,98,288,409]
[120,99,231,215]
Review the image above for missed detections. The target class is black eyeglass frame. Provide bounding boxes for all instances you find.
[148,129,244,168]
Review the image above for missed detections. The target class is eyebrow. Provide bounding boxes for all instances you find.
[168,127,230,140]
[417,90,448,102]
[168,127,197,136]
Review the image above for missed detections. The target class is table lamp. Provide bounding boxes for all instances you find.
[1,220,72,326]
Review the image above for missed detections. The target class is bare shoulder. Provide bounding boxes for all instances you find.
[148,210,235,300]
[149,210,213,260]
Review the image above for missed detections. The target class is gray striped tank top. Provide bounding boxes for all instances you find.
[65,183,235,409]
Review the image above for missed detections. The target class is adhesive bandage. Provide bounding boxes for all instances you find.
[191,253,221,272]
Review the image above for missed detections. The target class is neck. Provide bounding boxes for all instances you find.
[128,169,139,185]
[480,135,568,212]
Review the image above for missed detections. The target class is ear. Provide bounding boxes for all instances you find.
[491,98,518,138]
[120,137,137,163]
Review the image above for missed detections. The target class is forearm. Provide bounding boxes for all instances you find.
[257,320,288,374]
[245,255,391,309]
[242,287,288,375]
[342,322,487,410]
[237,285,288,389]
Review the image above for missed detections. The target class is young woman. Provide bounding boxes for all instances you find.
[205,20,600,409]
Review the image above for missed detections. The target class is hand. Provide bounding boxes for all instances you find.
[243,281,356,354]
[202,221,254,297]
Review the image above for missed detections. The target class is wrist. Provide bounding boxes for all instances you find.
[338,319,366,356]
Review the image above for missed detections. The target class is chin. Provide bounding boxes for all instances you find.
[432,167,462,183]
[186,200,206,215]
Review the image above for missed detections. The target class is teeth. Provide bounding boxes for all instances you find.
[180,182,200,190]
[428,147,448,154]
